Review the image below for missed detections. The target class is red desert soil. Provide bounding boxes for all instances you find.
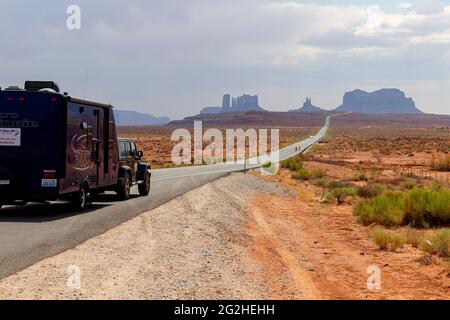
[248,170,450,300]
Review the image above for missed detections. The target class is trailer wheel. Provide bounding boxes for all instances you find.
[118,173,131,201]
[138,172,151,196]
[71,184,88,211]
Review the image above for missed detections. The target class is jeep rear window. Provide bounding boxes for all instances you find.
[118,141,126,159]
[129,142,137,157]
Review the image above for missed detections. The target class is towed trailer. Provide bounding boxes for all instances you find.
[0,81,151,211]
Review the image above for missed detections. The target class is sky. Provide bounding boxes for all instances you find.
[1,0,450,119]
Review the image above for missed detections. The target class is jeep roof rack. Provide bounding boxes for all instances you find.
[24,81,60,93]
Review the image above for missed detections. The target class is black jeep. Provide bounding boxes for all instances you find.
[116,138,152,201]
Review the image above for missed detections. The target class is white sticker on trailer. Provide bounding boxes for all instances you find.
[0,128,21,146]
[42,179,57,188]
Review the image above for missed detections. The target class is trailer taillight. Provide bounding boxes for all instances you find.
[43,170,56,179]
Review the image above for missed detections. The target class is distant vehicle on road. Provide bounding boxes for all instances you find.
[0,81,151,211]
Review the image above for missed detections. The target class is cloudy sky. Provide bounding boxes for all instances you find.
[1,0,450,119]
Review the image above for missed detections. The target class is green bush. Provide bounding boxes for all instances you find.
[404,188,432,227]
[328,180,345,190]
[292,169,312,181]
[355,187,450,228]
[354,191,406,226]
[281,157,303,171]
[352,173,369,182]
[419,229,450,257]
[262,161,272,169]
[356,183,385,198]
[331,187,355,205]
[372,229,406,251]
[428,189,450,222]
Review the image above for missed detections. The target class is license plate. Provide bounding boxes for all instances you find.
[41,179,57,187]
[0,180,10,185]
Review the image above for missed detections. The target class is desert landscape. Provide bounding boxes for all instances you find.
[3,111,450,300]
[120,112,450,295]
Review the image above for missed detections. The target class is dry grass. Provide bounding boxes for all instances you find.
[372,229,406,252]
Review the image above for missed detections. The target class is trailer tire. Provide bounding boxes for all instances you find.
[118,173,131,201]
[71,184,88,211]
[138,172,151,196]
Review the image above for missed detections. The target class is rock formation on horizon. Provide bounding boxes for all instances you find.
[200,94,265,115]
[334,89,423,114]
[115,110,170,126]
[290,97,325,113]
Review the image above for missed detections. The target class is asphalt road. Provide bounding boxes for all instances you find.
[0,116,331,279]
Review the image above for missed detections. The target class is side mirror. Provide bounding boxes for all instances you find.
[137,151,144,158]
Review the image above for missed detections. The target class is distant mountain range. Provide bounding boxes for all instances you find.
[115,110,170,126]
[117,88,424,126]
[289,89,423,115]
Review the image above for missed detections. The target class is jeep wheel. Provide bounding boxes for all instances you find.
[71,184,88,211]
[118,173,131,200]
[138,172,151,196]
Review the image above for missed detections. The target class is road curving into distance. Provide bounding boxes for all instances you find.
[0,115,333,279]
[150,115,332,181]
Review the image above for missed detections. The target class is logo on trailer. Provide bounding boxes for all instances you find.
[70,134,94,171]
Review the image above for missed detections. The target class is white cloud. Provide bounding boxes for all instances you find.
[399,2,414,9]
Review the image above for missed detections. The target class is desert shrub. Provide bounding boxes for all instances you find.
[311,169,327,179]
[282,157,303,171]
[292,169,312,181]
[400,180,417,191]
[430,180,443,191]
[331,187,355,205]
[357,188,450,227]
[328,180,345,190]
[312,178,330,198]
[428,189,450,222]
[404,188,432,227]
[322,191,335,204]
[352,173,368,182]
[419,229,450,257]
[354,191,406,226]
[356,183,385,198]
[372,229,406,251]
[262,161,272,169]
[432,155,450,172]
[404,228,422,248]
